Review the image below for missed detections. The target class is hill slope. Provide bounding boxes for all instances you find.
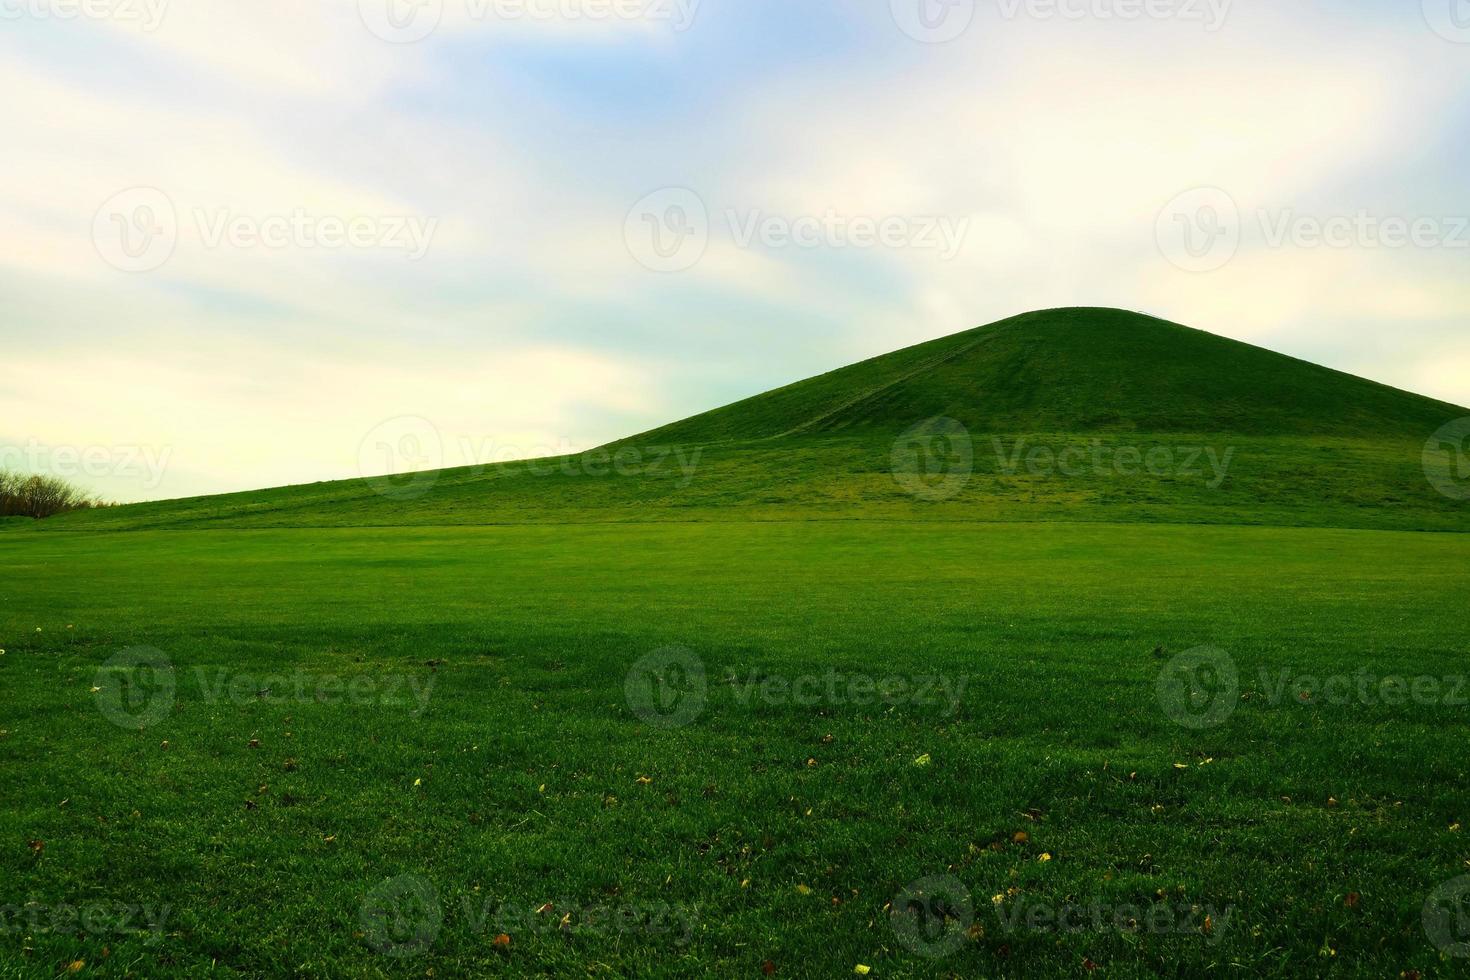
[20,308,1470,533]
[624,308,1460,445]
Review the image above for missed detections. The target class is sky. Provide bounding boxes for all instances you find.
[2,0,1469,502]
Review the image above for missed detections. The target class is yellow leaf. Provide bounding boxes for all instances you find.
[1038,853,1052,862]
[854,966,871,976]
[413,778,422,788]
[795,884,813,895]
[913,754,931,768]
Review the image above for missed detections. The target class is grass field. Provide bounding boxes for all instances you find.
[5,309,1470,977]
[4,521,1470,977]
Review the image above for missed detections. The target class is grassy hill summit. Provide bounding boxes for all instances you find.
[627,307,1462,445]
[23,308,1470,533]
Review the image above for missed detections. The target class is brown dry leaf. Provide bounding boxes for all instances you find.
[27,840,44,855]
[762,960,776,976]
[1012,831,1029,844]
[65,961,85,974]
[492,933,511,948]
[1344,892,1361,909]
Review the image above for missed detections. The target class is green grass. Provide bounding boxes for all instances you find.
[5,308,1470,976]
[4,521,1470,977]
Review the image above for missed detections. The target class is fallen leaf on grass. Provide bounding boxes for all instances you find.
[27,840,43,855]
[492,933,511,948]
[913,754,931,768]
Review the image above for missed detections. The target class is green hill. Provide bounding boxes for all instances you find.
[21,307,1470,533]
[626,308,1459,444]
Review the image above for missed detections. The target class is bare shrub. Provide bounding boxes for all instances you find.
[0,470,109,519]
